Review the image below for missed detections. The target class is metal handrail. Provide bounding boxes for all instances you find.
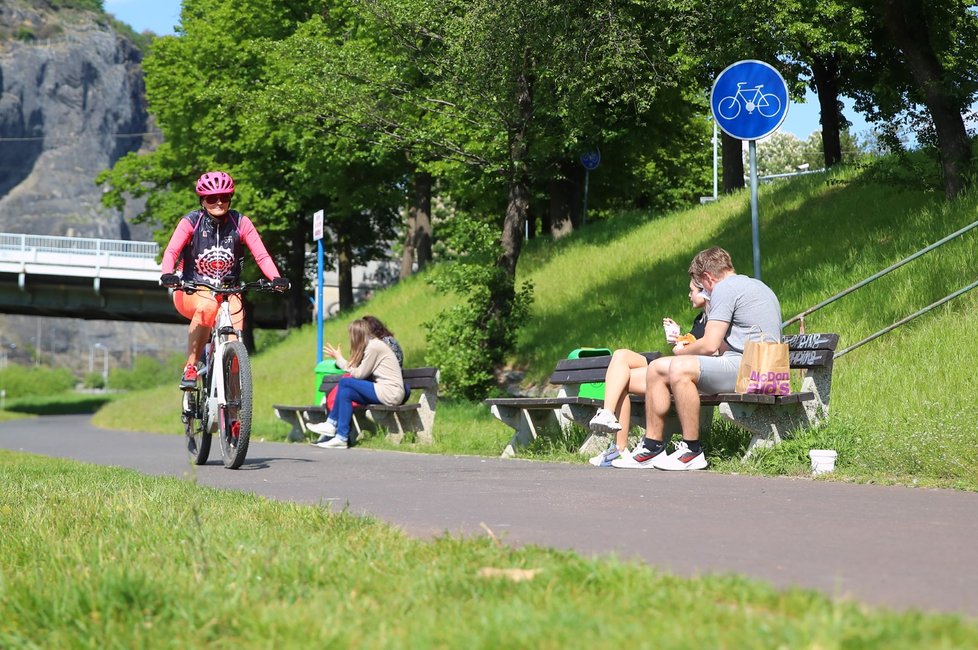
[0,233,158,259]
[783,217,978,329]
[835,277,978,357]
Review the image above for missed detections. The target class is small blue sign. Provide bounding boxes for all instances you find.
[710,60,789,141]
[579,149,601,171]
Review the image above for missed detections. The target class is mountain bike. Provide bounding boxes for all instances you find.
[717,82,782,120]
[178,279,282,469]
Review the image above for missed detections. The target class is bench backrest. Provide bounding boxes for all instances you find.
[783,333,837,415]
[549,352,660,386]
[318,366,440,394]
[783,333,838,369]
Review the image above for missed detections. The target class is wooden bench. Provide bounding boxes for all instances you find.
[484,333,838,458]
[484,352,706,458]
[273,367,439,445]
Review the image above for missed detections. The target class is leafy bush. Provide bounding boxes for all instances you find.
[82,372,106,390]
[0,365,76,400]
[424,214,533,399]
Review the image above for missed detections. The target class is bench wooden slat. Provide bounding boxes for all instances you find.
[552,352,659,372]
[549,352,660,385]
[486,396,597,409]
[788,349,833,369]
[547,368,611,385]
[784,333,838,351]
[319,369,439,393]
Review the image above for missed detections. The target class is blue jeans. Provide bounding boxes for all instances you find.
[330,378,379,441]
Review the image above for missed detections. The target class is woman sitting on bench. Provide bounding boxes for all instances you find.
[310,318,407,449]
[586,279,709,467]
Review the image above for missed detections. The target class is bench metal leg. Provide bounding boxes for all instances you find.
[719,402,814,458]
[274,409,307,443]
[491,405,562,458]
[368,410,408,444]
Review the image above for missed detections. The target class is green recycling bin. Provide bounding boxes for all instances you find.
[567,347,612,399]
[314,359,345,403]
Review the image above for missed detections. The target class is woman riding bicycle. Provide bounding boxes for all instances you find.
[159,171,289,389]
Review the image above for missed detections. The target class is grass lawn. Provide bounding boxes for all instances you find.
[2,451,976,649]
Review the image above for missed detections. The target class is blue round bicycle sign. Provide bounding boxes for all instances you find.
[580,149,601,171]
[710,60,789,140]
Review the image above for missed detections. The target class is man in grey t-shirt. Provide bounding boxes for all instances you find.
[611,247,782,471]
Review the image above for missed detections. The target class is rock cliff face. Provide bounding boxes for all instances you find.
[0,4,181,377]
[0,2,155,239]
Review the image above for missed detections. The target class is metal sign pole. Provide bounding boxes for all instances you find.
[316,239,324,363]
[713,120,718,200]
[313,209,325,364]
[582,168,590,226]
[749,140,761,280]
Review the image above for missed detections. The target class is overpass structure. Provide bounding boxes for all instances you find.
[0,233,287,327]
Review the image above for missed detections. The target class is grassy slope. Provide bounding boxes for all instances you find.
[93,161,978,487]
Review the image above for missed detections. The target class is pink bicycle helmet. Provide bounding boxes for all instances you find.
[195,171,235,196]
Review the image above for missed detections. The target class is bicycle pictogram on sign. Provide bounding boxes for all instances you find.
[716,82,782,120]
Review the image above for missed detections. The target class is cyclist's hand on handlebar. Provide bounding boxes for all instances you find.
[160,273,181,288]
[270,277,290,291]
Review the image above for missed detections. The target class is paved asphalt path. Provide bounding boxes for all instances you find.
[2,415,977,618]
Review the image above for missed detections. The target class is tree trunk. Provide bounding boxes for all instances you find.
[337,231,354,311]
[881,0,971,198]
[809,54,843,168]
[549,158,575,239]
[285,218,307,326]
[399,170,433,278]
[413,170,433,269]
[399,205,416,279]
[721,131,745,193]
[489,59,532,355]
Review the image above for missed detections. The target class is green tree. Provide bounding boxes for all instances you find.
[98,0,406,326]
[854,0,978,198]
[261,0,697,390]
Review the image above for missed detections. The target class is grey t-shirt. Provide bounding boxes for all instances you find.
[707,274,782,353]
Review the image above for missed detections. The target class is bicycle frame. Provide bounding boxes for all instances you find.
[200,295,236,433]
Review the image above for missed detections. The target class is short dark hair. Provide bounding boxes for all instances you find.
[689,247,734,280]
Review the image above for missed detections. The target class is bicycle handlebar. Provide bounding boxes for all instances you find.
[176,279,284,295]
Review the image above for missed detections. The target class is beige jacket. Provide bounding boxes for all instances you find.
[334,338,406,406]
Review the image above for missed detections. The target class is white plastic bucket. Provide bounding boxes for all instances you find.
[809,449,837,475]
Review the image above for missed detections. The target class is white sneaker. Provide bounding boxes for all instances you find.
[589,443,622,467]
[307,420,337,436]
[316,435,348,449]
[611,442,668,468]
[652,440,707,471]
[588,408,622,434]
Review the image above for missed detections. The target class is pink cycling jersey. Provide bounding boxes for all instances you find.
[161,210,281,284]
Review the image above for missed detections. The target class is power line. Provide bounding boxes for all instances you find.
[0,132,157,142]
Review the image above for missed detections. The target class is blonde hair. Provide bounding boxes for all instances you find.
[689,246,734,280]
[347,319,373,367]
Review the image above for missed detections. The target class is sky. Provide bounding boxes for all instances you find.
[103,0,873,140]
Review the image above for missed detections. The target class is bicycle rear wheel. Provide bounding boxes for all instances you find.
[219,340,252,469]
[183,379,211,465]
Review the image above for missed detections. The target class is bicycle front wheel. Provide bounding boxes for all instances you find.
[219,340,253,469]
